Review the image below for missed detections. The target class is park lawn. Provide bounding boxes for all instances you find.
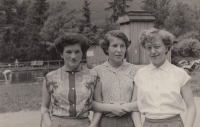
[0,83,42,113]
[189,71,200,96]
[0,71,200,113]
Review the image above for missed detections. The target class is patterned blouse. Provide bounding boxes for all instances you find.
[91,60,139,103]
[44,65,95,118]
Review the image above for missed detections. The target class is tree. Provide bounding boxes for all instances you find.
[79,0,100,46]
[40,2,81,59]
[175,39,200,57]
[0,0,19,62]
[141,0,171,28]
[81,0,91,28]
[23,0,49,61]
[164,2,198,37]
[105,0,133,22]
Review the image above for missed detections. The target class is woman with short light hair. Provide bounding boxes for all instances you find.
[134,28,196,127]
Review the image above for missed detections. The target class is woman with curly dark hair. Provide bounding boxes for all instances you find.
[41,33,97,127]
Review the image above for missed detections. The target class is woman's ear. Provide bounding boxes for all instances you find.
[105,49,108,54]
[60,53,63,59]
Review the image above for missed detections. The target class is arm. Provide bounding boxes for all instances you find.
[131,84,142,127]
[181,82,196,127]
[92,83,130,116]
[121,82,139,111]
[41,79,51,127]
[90,82,102,127]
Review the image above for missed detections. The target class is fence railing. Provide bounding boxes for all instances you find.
[0,59,89,69]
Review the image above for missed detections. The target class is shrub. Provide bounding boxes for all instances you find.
[175,39,200,57]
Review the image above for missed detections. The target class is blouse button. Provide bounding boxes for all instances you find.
[72,87,74,90]
[72,104,75,106]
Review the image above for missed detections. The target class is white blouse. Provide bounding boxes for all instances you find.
[134,60,191,119]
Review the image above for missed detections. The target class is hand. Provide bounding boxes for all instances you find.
[109,103,130,116]
[105,112,117,117]
[45,122,51,127]
[89,123,98,127]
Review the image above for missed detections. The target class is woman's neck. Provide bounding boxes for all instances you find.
[108,59,123,68]
[63,64,80,72]
[153,57,167,68]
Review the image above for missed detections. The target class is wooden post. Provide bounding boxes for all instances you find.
[48,61,49,68]
[117,11,171,65]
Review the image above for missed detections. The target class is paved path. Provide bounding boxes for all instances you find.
[0,97,200,127]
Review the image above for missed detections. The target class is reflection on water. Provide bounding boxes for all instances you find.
[0,70,51,85]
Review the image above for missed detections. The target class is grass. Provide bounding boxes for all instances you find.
[0,82,42,113]
[188,71,200,96]
[0,71,200,113]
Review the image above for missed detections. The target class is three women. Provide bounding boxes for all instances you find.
[41,28,196,127]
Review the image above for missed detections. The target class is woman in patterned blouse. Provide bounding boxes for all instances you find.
[90,30,142,127]
[41,33,96,127]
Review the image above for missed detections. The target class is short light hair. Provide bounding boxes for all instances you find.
[100,30,131,55]
[138,28,175,52]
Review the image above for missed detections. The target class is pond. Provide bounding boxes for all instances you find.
[0,70,52,85]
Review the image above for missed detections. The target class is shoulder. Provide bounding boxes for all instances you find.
[136,64,150,75]
[125,63,140,75]
[45,68,61,79]
[170,64,188,75]
[91,64,105,72]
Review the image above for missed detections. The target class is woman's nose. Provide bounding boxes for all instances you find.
[116,46,121,52]
[71,53,76,58]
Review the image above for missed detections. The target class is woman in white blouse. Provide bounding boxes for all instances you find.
[134,28,196,127]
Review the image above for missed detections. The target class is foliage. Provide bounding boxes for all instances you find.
[105,0,133,22]
[141,0,171,29]
[0,0,19,62]
[23,0,49,61]
[40,2,81,59]
[174,39,200,57]
[79,0,102,46]
[164,2,199,37]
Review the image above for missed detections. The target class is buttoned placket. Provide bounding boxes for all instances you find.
[156,69,161,114]
[68,71,76,117]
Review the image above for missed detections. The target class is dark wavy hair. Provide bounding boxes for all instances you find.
[100,30,131,55]
[54,33,90,57]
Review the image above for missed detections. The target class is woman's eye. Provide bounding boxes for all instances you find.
[146,47,151,50]
[121,45,125,48]
[76,51,80,54]
[155,46,160,49]
[66,51,71,54]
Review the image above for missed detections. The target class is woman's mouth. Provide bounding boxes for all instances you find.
[151,55,158,58]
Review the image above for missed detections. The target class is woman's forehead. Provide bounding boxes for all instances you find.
[145,36,163,46]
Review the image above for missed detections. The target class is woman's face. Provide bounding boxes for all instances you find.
[107,36,126,64]
[145,36,168,67]
[61,44,82,70]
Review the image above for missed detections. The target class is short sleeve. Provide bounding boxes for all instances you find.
[45,74,54,93]
[89,67,100,87]
[133,71,139,87]
[89,68,97,76]
[179,69,191,87]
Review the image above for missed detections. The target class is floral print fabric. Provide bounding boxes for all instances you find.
[91,60,139,103]
[44,66,95,118]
